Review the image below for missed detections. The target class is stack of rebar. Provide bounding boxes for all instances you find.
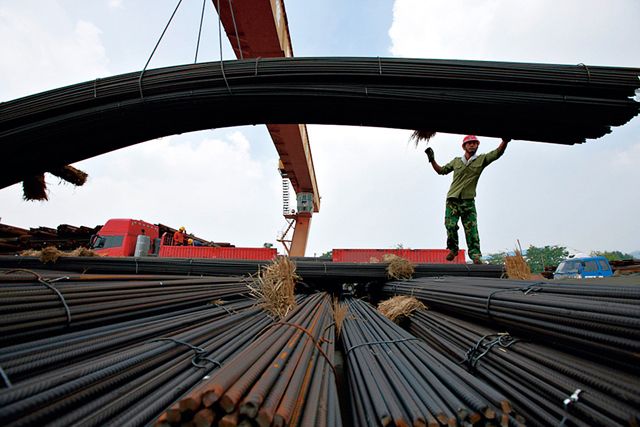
[0,300,271,427]
[157,292,340,427]
[342,298,522,426]
[381,277,640,371]
[0,269,250,344]
[406,308,640,426]
[1,57,638,188]
[0,255,504,283]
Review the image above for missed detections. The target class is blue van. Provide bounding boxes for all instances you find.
[553,256,613,279]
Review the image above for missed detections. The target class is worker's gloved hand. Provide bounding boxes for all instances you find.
[425,147,435,163]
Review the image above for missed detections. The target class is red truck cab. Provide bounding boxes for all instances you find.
[90,219,159,256]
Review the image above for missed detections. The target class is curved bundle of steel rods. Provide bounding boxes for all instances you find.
[0,301,270,427]
[406,308,640,426]
[342,298,523,426]
[381,277,640,371]
[0,269,250,344]
[156,292,340,427]
[1,57,639,187]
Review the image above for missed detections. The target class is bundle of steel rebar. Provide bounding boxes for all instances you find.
[406,309,640,426]
[380,277,640,370]
[0,255,504,283]
[0,301,271,427]
[157,292,340,427]
[0,269,250,344]
[1,57,638,187]
[341,298,522,426]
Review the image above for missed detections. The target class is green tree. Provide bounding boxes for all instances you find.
[525,245,568,273]
[591,250,633,261]
[319,250,332,259]
[484,251,508,265]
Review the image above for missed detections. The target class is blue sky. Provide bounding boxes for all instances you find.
[1,0,639,257]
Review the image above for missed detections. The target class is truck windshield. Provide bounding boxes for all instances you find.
[91,235,124,249]
[556,261,580,274]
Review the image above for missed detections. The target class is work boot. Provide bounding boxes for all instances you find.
[446,251,458,261]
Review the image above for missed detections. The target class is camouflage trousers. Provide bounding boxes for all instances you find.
[445,198,481,260]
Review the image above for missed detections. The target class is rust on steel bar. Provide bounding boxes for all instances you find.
[159,292,341,427]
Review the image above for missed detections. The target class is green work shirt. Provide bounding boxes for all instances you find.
[439,147,505,199]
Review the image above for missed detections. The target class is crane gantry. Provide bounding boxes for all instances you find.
[213,0,320,257]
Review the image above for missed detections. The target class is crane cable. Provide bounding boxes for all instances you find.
[194,0,207,63]
[217,0,232,94]
[138,0,184,99]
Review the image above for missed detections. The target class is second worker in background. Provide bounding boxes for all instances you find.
[426,135,510,264]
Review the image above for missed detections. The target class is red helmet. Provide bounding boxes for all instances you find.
[462,135,480,145]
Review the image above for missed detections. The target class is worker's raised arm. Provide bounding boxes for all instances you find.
[484,138,512,165]
[425,147,446,174]
[497,138,511,154]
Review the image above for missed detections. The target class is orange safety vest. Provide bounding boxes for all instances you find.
[173,231,185,246]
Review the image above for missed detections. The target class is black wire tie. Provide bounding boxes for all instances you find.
[345,337,420,356]
[461,332,518,372]
[0,366,12,388]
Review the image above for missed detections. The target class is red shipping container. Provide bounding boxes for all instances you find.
[332,249,466,264]
[159,246,277,261]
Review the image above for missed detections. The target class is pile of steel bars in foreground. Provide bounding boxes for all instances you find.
[0,256,504,283]
[342,298,522,426]
[407,308,640,426]
[156,292,340,427]
[0,269,249,344]
[2,57,639,187]
[381,277,640,371]
[0,299,270,427]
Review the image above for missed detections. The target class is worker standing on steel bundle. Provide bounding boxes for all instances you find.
[173,226,187,246]
[425,135,510,264]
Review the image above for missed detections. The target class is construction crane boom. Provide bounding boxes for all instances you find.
[213,0,319,256]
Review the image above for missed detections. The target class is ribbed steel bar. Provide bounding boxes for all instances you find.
[0,300,270,427]
[380,277,640,371]
[406,309,640,426]
[1,57,638,187]
[341,298,522,426]
[156,292,341,427]
[0,255,504,284]
[0,270,250,345]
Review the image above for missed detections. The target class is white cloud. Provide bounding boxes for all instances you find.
[389,0,640,66]
[0,2,109,101]
[0,131,283,247]
[108,0,124,9]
